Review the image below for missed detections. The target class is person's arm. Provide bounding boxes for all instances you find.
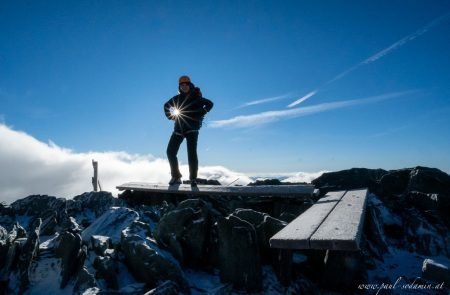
[193,87,213,115]
[164,97,174,120]
[201,97,213,114]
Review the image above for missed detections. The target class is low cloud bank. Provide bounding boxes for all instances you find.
[0,124,251,204]
[0,124,326,204]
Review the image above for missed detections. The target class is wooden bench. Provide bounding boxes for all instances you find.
[116,182,318,198]
[269,189,368,251]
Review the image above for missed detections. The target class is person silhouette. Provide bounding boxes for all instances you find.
[164,75,213,187]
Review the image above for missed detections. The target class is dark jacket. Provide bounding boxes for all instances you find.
[164,85,214,133]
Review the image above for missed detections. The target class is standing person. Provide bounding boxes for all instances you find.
[164,75,214,187]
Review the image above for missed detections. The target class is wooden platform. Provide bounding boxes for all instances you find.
[116,182,317,198]
[269,189,368,251]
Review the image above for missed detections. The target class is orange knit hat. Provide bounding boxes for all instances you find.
[178,75,191,84]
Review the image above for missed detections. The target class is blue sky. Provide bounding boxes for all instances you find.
[1,0,450,174]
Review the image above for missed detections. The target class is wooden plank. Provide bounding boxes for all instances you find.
[116,182,315,197]
[309,189,368,251]
[269,191,346,249]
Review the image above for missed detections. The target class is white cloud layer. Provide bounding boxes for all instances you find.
[210,90,416,129]
[0,124,253,204]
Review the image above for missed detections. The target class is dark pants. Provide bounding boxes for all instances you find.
[166,131,199,180]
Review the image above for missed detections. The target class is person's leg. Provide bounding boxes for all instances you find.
[166,132,184,179]
[186,131,199,180]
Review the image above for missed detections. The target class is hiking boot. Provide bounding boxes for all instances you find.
[169,177,182,185]
[190,179,197,187]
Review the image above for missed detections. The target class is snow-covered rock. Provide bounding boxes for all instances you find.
[81,207,139,245]
[120,226,189,293]
[422,258,450,286]
[1,166,449,294]
[10,195,66,216]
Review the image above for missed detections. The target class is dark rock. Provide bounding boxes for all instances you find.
[364,204,389,259]
[0,245,6,272]
[0,226,7,270]
[91,235,112,256]
[0,226,7,241]
[234,209,292,285]
[263,216,292,286]
[312,168,387,193]
[439,194,450,227]
[321,250,367,292]
[407,166,450,194]
[154,199,219,268]
[120,228,189,292]
[127,220,153,238]
[144,210,160,223]
[0,223,28,282]
[93,255,119,289]
[273,200,311,221]
[10,195,66,217]
[379,167,450,223]
[182,178,221,185]
[0,213,15,233]
[0,238,27,293]
[403,210,447,256]
[217,214,262,292]
[154,207,195,263]
[234,208,266,225]
[406,191,439,211]
[378,168,412,195]
[17,218,41,294]
[380,167,449,192]
[422,259,450,286]
[143,280,181,295]
[73,267,96,295]
[248,179,283,186]
[278,212,297,223]
[70,191,125,218]
[36,210,58,236]
[55,231,82,288]
[59,209,82,233]
[181,215,208,267]
[233,209,268,261]
[14,223,27,241]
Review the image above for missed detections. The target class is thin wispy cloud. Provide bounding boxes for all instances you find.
[239,92,294,108]
[287,12,450,107]
[210,90,417,129]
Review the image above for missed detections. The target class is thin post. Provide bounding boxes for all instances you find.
[92,160,98,192]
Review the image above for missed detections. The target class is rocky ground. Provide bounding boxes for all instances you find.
[1,166,450,294]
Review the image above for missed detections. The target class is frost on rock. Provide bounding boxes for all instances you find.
[81,207,139,245]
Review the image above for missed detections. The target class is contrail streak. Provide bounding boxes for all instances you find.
[238,93,294,108]
[287,90,318,108]
[211,90,418,129]
[287,12,450,108]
